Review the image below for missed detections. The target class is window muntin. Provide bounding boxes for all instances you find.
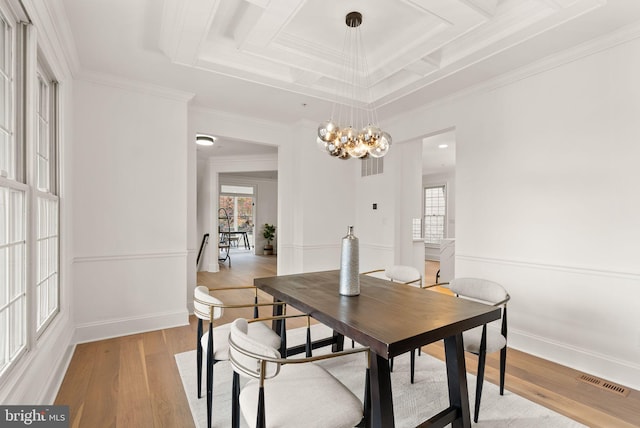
[36,69,50,192]
[424,185,446,245]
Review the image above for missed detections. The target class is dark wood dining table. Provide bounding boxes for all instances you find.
[254,270,501,428]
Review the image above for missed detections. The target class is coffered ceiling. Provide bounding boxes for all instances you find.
[59,0,640,152]
[160,0,607,107]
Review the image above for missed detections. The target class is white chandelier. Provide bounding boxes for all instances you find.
[316,11,392,160]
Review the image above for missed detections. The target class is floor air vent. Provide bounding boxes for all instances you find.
[577,374,629,397]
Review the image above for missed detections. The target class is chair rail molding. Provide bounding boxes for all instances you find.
[456,253,640,390]
[456,254,640,279]
[73,250,188,264]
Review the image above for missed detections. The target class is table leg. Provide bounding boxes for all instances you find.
[331,330,344,352]
[369,354,395,428]
[444,333,471,428]
[271,299,286,357]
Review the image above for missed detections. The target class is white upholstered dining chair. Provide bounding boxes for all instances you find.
[229,317,370,428]
[444,278,510,423]
[193,285,284,428]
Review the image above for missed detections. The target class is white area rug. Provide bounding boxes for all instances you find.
[175,324,586,428]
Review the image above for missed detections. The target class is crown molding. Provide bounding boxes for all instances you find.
[390,18,640,124]
[189,104,289,131]
[76,69,195,103]
[476,14,640,94]
[20,0,78,78]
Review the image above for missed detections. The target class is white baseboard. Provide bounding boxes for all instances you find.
[73,310,189,344]
[456,254,640,391]
[509,328,640,391]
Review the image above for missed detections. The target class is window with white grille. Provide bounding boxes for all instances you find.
[0,2,60,378]
[34,57,58,333]
[424,185,446,245]
[412,218,422,240]
[0,186,26,374]
[0,5,26,377]
[35,196,58,331]
[36,68,51,191]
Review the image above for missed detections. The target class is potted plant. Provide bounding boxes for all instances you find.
[262,223,276,255]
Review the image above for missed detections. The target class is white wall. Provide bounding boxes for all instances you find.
[71,78,191,342]
[196,157,210,272]
[397,140,425,271]
[187,118,198,311]
[280,122,357,274]
[389,36,640,389]
[356,155,397,272]
[353,139,424,276]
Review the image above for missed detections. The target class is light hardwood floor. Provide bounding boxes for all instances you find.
[55,251,640,427]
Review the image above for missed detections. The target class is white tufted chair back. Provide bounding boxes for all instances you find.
[193,285,224,322]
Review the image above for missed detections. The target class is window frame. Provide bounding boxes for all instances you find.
[423,184,447,246]
[0,1,28,380]
[0,176,28,379]
[0,5,17,181]
[32,51,59,336]
[219,184,255,233]
[0,0,61,381]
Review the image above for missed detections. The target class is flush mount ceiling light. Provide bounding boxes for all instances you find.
[316,11,391,160]
[196,134,216,146]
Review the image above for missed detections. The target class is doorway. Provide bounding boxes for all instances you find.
[422,129,456,281]
[219,184,255,250]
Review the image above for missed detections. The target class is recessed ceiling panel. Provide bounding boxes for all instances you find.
[160,0,608,106]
